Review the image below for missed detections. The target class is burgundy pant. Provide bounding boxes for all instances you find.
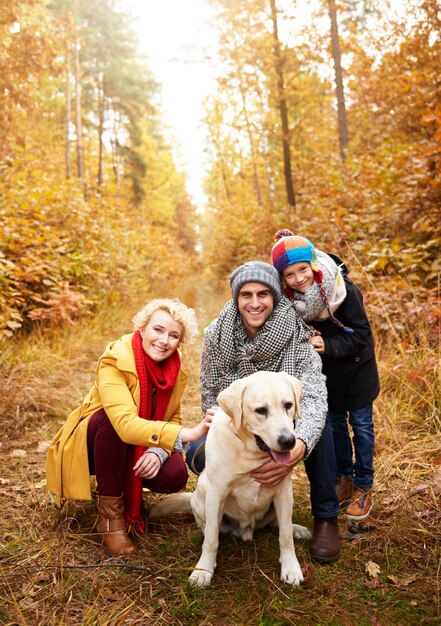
[87,408,188,497]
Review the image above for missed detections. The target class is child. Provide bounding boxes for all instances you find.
[271,229,380,521]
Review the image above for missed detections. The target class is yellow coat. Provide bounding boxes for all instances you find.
[46,333,189,505]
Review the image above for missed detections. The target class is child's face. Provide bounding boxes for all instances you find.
[282,262,315,293]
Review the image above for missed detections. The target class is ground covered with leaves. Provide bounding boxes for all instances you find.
[0,331,439,626]
[0,429,439,626]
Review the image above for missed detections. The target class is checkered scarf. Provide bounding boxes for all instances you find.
[201,297,313,410]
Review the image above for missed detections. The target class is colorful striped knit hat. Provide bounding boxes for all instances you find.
[271,228,354,333]
[271,229,321,274]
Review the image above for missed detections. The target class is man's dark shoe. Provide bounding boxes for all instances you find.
[309,517,341,564]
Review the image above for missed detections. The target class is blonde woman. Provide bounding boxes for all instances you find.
[46,299,211,556]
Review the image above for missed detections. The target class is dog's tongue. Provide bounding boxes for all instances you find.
[270,450,291,465]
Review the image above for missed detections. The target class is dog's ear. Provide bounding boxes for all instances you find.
[290,376,303,418]
[217,378,245,431]
[280,373,303,418]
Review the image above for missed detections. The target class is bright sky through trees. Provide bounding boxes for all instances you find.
[124,0,218,211]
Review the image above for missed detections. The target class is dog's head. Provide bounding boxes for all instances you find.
[217,371,302,465]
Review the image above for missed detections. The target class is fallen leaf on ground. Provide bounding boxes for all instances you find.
[33,571,53,584]
[431,468,441,494]
[37,441,50,453]
[101,588,123,601]
[19,597,37,609]
[387,574,417,587]
[415,509,441,520]
[410,483,429,494]
[30,479,47,489]
[11,449,27,458]
[365,561,381,578]
[382,495,399,505]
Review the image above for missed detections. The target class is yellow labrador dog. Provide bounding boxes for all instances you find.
[150,370,311,587]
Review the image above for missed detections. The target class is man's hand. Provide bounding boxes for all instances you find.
[250,439,306,487]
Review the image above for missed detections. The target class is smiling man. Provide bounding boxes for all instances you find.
[187,261,341,564]
[236,282,274,336]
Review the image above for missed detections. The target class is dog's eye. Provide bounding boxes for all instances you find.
[255,407,268,416]
[284,402,293,411]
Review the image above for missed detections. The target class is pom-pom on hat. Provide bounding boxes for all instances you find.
[271,228,320,274]
[229,261,282,305]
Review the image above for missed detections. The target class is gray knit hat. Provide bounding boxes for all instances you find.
[229,261,282,304]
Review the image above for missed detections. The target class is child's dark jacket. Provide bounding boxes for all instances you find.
[311,255,380,412]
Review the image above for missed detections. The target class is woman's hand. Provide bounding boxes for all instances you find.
[250,439,306,487]
[133,451,161,479]
[180,407,216,443]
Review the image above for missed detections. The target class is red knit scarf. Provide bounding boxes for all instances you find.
[123,330,181,533]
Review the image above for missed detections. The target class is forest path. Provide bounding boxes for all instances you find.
[0,287,439,625]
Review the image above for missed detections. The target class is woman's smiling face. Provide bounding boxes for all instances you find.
[140,309,183,362]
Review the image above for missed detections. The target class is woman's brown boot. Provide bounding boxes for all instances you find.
[96,495,138,556]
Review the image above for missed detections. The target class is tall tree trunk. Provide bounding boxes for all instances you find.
[65,44,71,179]
[211,133,231,203]
[74,38,84,179]
[269,0,296,213]
[239,82,263,206]
[235,48,263,206]
[111,106,121,192]
[255,80,276,198]
[328,0,349,162]
[97,72,105,188]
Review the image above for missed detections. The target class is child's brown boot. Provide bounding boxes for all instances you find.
[344,488,373,521]
[336,475,354,507]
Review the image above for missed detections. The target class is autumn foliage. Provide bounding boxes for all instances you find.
[0,0,198,337]
[0,0,439,351]
[200,0,440,336]
[0,2,439,623]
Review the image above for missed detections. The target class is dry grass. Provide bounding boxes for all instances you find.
[0,289,440,625]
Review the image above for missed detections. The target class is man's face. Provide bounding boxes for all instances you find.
[237,282,274,338]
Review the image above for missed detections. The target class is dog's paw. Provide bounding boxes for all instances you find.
[280,561,304,586]
[292,523,312,539]
[189,568,214,587]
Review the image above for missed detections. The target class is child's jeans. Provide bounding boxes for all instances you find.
[327,405,375,491]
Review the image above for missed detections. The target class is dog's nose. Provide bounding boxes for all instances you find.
[277,430,296,451]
